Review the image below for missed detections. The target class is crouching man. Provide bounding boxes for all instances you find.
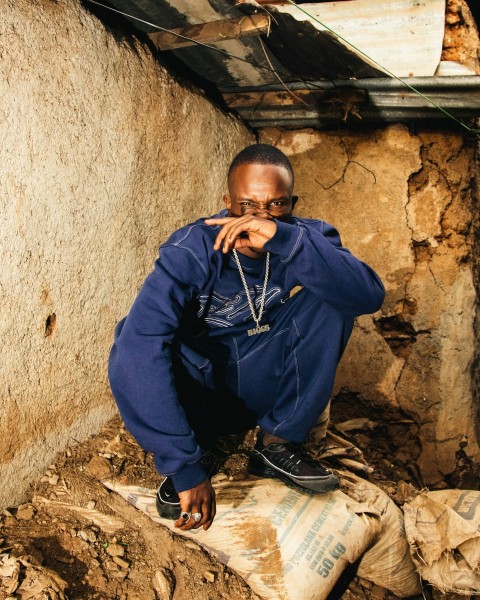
[108,144,385,531]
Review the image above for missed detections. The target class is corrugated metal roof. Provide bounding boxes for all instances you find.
[95,0,480,130]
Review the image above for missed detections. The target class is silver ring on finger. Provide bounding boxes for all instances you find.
[181,511,191,522]
[192,512,202,523]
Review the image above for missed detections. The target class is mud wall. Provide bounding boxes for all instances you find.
[260,126,480,487]
[0,0,253,509]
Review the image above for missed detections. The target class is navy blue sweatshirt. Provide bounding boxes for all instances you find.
[108,211,385,491]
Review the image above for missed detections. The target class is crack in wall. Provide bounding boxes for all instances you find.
[314,139,377,191]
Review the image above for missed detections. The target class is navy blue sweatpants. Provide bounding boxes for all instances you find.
[172,289,354,448]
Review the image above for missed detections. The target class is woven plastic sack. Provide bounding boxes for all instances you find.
[403,489,480,595]
[105,472,420,600]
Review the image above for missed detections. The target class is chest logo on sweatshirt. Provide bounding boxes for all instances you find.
[197,287,282,328]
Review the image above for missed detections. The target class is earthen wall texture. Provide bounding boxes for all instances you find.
[0,0,253,508]
[260,126,480,487]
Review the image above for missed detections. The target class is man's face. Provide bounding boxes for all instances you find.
[224,162,294,221]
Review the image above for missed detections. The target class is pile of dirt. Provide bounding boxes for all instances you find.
[0,407,439,600]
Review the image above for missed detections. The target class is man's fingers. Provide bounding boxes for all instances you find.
[174,479,216,530]
[207,215,276,253]
[203,490,216,531]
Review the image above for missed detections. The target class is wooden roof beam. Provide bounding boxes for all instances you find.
[148,14,270,51]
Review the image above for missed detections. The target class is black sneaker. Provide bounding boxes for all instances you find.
[248,435,339,494]
[155,451,220,520]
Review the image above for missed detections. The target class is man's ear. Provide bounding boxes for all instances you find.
[223,194,232,210]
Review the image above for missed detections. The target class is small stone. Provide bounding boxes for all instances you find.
[153,568,175,600]
[114,569,128,580]
[203,570,216,583]
[113,556,129,569]
[16,505,35,520]
[105,559,120,571]
[50,493,57,500]
[48,464,56,470]
[85,456,112,480]
[48,474,60,485]
[71,537,89,552]
[106,543,125,557]
[86,500,96,510]
[4,516,17,528]
[176,553,185,563]
[40,476,49,483]
[78,530,90,543]
[66,448,72,457]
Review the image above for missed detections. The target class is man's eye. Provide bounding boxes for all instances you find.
[241,202,254,207]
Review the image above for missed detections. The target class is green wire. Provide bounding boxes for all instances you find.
[284,0,480,137]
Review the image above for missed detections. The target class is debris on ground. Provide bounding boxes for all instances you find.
[0,394,473,599]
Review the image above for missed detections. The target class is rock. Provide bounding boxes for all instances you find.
[153,568,176,600]
[4,516,17,528]
[104,560,120,571]
[86,500,96,509]
[113,556,129,569]
[78,529,97,543]
[16,504,35,520]
[85,456,112,480]
[48,474,60,485]
[114,569,128,581]
[203,570,216,583]
[106,543,125,557]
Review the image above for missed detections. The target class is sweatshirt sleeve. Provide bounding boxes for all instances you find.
[108,243,209,492]
[264,219,385,315]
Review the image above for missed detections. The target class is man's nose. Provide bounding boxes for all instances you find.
[254,205,271,218]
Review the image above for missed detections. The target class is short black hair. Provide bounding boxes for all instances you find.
[228,143,294,189]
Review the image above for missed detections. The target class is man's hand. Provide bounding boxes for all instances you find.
[174,478,216,531]
[204,215,277,254]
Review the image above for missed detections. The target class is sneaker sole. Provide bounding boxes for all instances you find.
[247,454,339,495]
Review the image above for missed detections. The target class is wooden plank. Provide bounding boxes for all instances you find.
[223,88,367,108]
[148,14,270,51]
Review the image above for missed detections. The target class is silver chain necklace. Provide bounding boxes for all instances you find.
[232,249,271,336]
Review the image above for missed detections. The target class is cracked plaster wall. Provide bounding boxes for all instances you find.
[0,0,253,509]
[260,125,480,487]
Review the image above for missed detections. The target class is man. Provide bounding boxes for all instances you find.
[109,144,384,533]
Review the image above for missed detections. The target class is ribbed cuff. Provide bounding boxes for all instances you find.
[169,461,207,493]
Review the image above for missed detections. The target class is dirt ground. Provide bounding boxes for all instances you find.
[0,396,449,600]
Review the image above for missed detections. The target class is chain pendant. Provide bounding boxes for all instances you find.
[247,324,270,336]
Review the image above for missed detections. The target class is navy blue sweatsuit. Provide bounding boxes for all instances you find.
[108,211,385,493]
